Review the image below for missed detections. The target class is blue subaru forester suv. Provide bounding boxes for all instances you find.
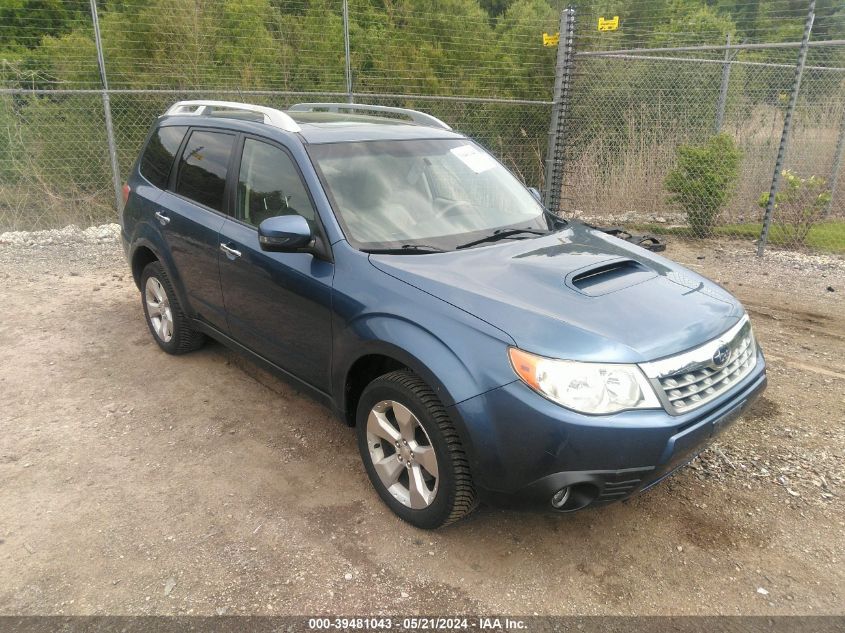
[121,100,767,529]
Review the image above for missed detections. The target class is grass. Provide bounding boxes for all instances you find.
[633,220,845,255]
[0,185,115,232]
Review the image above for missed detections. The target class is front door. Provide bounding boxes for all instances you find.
[219,137,334,391]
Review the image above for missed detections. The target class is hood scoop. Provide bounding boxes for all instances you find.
[566,258,657,297]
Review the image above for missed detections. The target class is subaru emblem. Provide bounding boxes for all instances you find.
[712,344,731,367]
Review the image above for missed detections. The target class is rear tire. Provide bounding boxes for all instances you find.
[356,370,477,529]
[140,261,205,355]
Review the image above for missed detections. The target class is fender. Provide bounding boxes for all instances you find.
[332,313,517,484]
[128,225,193,320]
[333,312,515,412]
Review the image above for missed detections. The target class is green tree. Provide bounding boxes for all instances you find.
[0,0,75,48]
[758,170,832,246]
[493,0,557,99]
[665,133,741,237]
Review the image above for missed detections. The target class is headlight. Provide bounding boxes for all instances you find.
[508,348,661,415]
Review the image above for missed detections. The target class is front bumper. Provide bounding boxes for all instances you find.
[449,350,767,511]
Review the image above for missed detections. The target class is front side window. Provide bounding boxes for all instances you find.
[139,125,187,189]
[237,139,316,227]
[309,139,548,250]
[174,130,235,213]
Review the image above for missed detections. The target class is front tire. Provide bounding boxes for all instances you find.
[140,261,205,355]
[356,370,477,529]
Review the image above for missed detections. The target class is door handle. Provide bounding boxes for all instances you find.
[154,211,170,226]
[220,243,242,259]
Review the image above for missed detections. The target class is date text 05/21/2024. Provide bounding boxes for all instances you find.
[307,617,527,630]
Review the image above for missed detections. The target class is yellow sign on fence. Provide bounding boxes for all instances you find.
[544,15,618,46]
[598,16,619,31]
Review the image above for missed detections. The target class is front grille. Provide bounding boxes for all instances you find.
[655,321,756,414]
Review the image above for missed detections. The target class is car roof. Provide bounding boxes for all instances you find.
[290,111,464,143]
[158,111,464,145]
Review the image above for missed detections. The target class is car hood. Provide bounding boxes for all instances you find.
[368,222,744,364]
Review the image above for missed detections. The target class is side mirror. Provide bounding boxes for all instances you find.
[527,187,542,203]
[258,215,313,252]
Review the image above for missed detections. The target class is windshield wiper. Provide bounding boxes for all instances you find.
[362,244,446,255]
[455,228,547,250]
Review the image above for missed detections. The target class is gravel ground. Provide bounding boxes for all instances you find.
[0,225,843,616]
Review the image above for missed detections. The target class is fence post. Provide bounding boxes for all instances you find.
[543,5,576,214]
[342,0,353,103]
[758,0,815,256]
[89,0,122,214]
[823,103,845,219]
[714,33,731,132]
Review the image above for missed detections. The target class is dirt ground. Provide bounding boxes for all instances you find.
[1,231,843,616]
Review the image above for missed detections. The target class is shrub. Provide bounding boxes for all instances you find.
[758,170,831,246]
[665,133,741,237]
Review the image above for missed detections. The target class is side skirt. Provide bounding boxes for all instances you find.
[192,319,339,416]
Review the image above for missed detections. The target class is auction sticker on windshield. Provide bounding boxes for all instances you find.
[450,144,497,173]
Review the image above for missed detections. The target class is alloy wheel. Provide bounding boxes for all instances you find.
[145,276,174,343]
[366,399,439,509]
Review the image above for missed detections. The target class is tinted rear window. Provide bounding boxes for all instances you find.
[174,130,235,213]
[139,126,187,189]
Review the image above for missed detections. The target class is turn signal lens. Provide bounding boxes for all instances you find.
[508,347,661,415]
[509,347,542,390]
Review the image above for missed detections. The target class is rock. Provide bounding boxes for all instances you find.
[344,572,353,581]
[0,223,120,248]
[757,587,769,596]
[164,577,177,596]
[827,286,835,292]
[401,591,409,598]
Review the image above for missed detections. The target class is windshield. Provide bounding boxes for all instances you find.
[309,139,551,251]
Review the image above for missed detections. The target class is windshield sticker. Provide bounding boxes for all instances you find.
[450,144,497,174]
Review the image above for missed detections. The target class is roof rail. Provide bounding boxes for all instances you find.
[164,100,301,133]
[288,102,452,130]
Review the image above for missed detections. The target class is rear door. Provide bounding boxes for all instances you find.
[127,125,187,234]
[156,128,237,331]
[218,136,334,391]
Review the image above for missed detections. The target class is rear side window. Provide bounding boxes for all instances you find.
[139,125,187,189]
[174,130,235,213]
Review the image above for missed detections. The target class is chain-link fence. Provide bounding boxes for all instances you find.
[0,0,556,233]
[560,5,845,254]
[1,1,843,256]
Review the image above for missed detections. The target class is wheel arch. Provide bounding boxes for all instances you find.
[338,338,483,507]
[128,234,193,319]
[130,244,158,289]
[332,316,490,492]
[342,352,409,427]
[333,309,512,421]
